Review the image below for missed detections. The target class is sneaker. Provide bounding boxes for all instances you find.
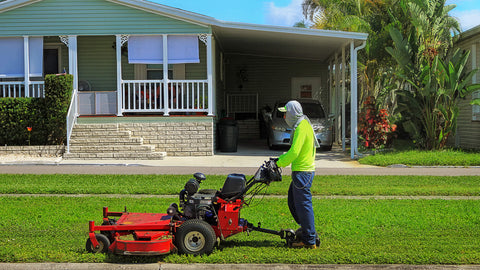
[291,242,317,249]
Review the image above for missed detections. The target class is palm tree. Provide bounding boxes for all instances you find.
[302,0,400,111]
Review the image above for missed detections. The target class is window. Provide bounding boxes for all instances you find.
[146,64,172,80]
[473,91,480,121]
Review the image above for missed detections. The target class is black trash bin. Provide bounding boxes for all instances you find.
[218,118,239,152]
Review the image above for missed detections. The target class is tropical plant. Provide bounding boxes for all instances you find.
[387,26,480,149]
[301,0,403,115]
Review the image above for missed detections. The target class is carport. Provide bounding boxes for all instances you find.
[210,21,368,158]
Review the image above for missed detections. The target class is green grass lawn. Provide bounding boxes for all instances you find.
[1,173,480,264]
[1,196,479,264]
[1,174,480,196]
[359,149,480,166]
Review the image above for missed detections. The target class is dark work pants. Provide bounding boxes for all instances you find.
[288,171,316,245]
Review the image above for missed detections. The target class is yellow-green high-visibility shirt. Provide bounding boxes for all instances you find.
[277,119,316,172]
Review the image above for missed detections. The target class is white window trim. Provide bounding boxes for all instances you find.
[473,91,480,121]
[472,43,479,121]
[134,64,184,80]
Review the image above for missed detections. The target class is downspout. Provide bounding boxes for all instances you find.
[350,40,366,159]
[341,45,346,151]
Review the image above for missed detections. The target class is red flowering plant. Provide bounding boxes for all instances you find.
[358,96,397,150]
[26,126,32,146]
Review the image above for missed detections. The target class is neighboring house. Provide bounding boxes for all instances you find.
[0,0,367,159]
[451,25,480,150]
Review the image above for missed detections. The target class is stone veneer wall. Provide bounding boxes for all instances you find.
[117,119,214,156]
[0,145,65,156]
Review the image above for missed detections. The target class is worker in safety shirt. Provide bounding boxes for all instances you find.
[276,100,319,249]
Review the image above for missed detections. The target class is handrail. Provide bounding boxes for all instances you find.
[66,88,78,153]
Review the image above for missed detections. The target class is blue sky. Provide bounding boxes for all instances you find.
[151,0,479,31]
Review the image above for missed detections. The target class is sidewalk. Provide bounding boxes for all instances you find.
[1,141,479,175]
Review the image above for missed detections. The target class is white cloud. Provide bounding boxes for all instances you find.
[451,9,480,31]
[265,0,305,27]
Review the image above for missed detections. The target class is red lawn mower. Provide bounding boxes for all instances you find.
[86,159,315,256]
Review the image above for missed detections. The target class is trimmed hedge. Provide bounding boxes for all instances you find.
[0,74,73,145]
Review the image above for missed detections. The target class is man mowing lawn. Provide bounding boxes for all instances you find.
[277,100,319,249]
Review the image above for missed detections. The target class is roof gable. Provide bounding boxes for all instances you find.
[0,0,210,36]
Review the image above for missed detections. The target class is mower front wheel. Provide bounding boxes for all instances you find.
[175,219,216,255]
[86,233,110,254]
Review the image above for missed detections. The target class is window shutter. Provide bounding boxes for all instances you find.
[167,35,199,64]
[0,37,43,78]
[128,35,164,64]
[128,35,199,65]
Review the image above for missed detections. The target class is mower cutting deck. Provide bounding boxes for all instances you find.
[86,159,313,256]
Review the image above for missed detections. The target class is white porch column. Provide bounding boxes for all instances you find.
[206,34,214,116]
[68,36,78,91]
[116,34,123,116]
[23,36,30,97]
[334,53,340,144]
[350,40,366,159]
[163,34,170,116]
[341,45,346,151]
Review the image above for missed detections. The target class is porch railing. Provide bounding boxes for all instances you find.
[121,80,209,114]
[0,81,45,98]
[66,88,78,153]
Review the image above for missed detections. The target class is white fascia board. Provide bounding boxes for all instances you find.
[109,0,369,41]
[214,20,369,41]
[0,0,42,13]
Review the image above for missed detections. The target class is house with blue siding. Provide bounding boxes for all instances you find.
[0,0,368,159]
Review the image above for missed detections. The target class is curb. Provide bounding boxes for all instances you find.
[1,263,480,270]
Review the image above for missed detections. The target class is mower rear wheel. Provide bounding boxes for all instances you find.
[86,233,110,254]
[175,219,216,255]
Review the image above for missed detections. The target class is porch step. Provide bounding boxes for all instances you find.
[64,123,166,160]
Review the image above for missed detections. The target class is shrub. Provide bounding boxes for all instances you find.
[358,96,397,150]
[44,74,73,144]
[0,74,73,145]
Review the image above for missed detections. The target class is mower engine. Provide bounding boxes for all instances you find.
[175,172,246,220]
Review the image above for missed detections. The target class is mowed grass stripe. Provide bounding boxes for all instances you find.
[1,174,480,196]
[0,196,479,264]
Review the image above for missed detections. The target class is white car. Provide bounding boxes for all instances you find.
[264,99,333,151]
